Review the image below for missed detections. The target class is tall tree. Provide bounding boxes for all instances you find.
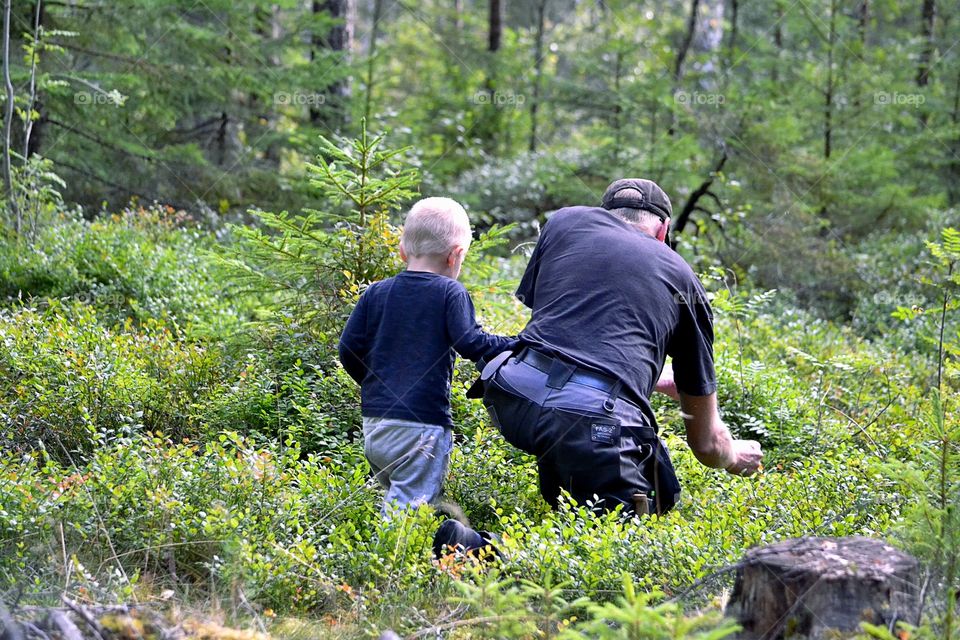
[916,0,935,87]
[21,0,43,161]
[480,0,503,152]
[311,0,354,129]
[488,0,502,54]
[362,0,385,123]
[1,0,17,233]
[528,0,549,152]
[673,0,701,83]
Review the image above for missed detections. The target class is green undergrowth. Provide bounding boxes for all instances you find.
[1,137,957,636]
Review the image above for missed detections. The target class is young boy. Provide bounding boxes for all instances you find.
[338,197,516,514]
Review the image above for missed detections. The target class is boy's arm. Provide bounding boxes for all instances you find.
[338,294,369,384]
[447,287,517,364]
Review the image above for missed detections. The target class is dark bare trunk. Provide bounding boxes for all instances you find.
[824,0,836,162]
[917,0,935,87]
[363,0,384,123]
[481,0,502,152]
[529,0,549,152]
[311,0,353,128]
[673,0,701,83]
[488,0,501,53]
[772,0,784,82]
[819,0,837,226]
[670,0,701,136]
[216,111,229,166]
[612,49,623,159]
[725,0,738,72]
[853,0,867,108]
[673,152,727,237]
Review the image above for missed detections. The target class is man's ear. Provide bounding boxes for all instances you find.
[656,218,671,243]
[399,244,409,263]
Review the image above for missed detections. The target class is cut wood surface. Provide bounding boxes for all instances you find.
[727,536,919,640]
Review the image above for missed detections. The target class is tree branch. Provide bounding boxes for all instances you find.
[672,150,728,238]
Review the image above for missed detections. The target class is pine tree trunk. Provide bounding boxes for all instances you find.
[311,0,354,129]
[772,0,784,82]
[916,0,935,87]
[481,0,502,152]
[528,0,548,152]
[488,0,501,54]
[363,0,384,123]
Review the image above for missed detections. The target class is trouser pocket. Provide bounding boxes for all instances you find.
[483,374,542,455]
[537,407,657,512]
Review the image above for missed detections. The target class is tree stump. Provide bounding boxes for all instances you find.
[727,536,919,640]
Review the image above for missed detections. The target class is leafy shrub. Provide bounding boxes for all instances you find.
[0,302,226,458]
[0,203,247,335]
[224,123,416,344]
[202,349,363,458]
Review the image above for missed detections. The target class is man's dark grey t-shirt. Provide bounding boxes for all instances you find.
[516,206,717,429]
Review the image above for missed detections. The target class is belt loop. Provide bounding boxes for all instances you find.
[546,359,575,389]
[603,380,622,413]
[515,345,529,362]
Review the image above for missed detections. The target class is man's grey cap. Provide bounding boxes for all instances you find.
[601,178,673,221]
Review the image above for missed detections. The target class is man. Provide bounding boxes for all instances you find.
[477,178,762,518]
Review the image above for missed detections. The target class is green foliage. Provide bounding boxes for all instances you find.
[0,155,68,239]
[224,123,416,342]
[5,0,345,211]
[884,392,960,639]
[202,349,363,457]
[0,302,225,459]
[878,233,960,639]
[560,576,738,640]
[0,202,247,334]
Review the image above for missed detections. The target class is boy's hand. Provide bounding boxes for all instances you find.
[654,363,680,401]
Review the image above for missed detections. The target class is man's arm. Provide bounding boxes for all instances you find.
[678,391,763,475]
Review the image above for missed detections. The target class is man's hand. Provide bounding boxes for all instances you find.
[655,362,680,401]
[724,439,763,476]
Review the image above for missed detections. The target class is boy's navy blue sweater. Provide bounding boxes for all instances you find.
[338,270,516,428]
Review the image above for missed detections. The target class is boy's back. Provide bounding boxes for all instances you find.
[340,270,509,427]
[338,196,514,514]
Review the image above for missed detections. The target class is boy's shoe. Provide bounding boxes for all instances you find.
[433,520,504,561]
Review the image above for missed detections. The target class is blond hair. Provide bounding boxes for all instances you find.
[400,197,472,257]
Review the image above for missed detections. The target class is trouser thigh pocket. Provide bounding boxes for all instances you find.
[538,407,626,508]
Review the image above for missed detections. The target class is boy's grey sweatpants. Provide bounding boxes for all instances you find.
[362,416,453,514]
